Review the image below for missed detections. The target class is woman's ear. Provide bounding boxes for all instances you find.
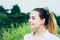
[42,18,45,24]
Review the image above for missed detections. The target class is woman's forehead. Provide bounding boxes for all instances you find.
[30,11,40,17]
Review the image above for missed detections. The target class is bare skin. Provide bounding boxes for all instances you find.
[29,10,47,40]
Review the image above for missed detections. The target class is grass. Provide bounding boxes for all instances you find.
[57,26,60,34]
[2,23,33,40]
[1,23,60,40]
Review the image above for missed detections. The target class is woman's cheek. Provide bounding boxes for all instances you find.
[35,20,41,27]
[30,24,35,29]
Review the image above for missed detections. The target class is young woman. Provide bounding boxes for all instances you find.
[23,8,60,40]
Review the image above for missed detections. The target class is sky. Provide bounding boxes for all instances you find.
[0,0,60,16]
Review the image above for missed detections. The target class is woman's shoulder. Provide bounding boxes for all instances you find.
[23,32,33,40]
[49,33,60,40]
[24,33,32,38]
[45,30,60,40]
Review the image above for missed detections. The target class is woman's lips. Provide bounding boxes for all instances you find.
[30,24,34,25]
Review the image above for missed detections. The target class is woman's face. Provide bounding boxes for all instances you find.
[29,11,45,29]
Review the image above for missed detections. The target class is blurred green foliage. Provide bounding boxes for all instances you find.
[2,23,33,40]
[0,4,60,40]
[0,5,30,29]
[57,26,60,34]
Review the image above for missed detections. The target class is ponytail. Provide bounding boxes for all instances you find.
[33,8,57,35]
[46,12,57,35]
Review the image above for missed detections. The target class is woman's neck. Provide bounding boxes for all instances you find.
[34,26,46,36]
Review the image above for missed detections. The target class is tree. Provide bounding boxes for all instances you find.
[56,16,60,27]
[11,4,20,14]
[0,6,8,13]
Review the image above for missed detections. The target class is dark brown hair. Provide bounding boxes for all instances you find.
[32,8,57,35]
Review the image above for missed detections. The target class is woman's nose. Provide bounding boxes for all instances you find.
[29,19,32,23]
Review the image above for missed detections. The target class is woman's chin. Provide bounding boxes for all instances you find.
[30,26,35,29]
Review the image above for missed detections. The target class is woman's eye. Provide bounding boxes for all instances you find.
[32,17,35,20]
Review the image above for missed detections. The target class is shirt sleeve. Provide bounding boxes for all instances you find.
[23,34,29,40]
[48,33,60,40]
[23,35,27,40]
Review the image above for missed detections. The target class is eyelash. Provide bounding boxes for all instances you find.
[29,17,35,20]
[29,18,35,20]
[32,17,35,20]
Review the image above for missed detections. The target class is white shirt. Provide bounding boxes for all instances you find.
[23,30,60,40]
